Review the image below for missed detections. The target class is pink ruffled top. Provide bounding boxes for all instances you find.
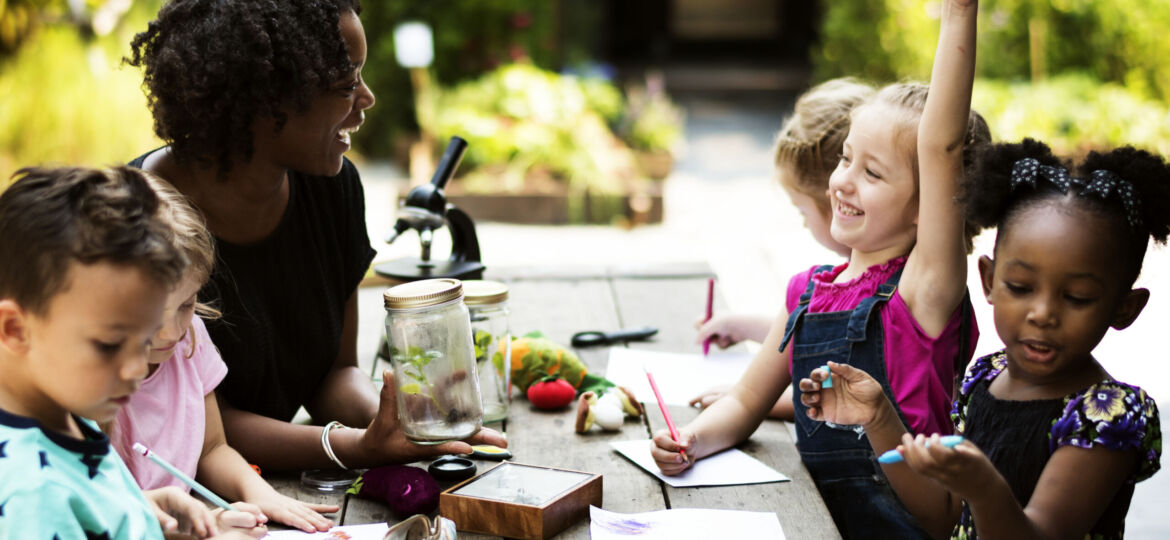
[785,256,977,436]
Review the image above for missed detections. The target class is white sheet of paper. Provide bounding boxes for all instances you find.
[263,523,387,539]
[590,505,786,539]
[610,439,789,487]
[604,348,753,407]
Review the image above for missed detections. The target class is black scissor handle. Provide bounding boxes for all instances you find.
[570,326,659,348]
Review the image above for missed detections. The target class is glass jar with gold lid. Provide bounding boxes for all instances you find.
[384,278,483,444]
[462,280,512,423]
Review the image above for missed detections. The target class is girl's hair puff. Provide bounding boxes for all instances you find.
[141,174,220,321]
[960,139,1170,287]
[774,78,875,214]
[859,82,992,253]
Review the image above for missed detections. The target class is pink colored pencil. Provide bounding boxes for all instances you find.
[702,278,715,356]
[644,368,687,463]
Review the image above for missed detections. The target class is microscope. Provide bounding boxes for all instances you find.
[374,136,486,282]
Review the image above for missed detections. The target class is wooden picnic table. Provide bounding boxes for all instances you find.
[266,264,840,539]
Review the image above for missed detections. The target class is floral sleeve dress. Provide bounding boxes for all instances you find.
[950,351,1161,540]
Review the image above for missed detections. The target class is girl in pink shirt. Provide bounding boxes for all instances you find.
[109,175,339,533]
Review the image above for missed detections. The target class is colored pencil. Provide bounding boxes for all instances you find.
[644,367,687,463]
[877,435,965,464]
[133,442,234,511]
[702,278,715,356]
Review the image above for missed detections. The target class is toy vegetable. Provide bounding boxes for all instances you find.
[527,377,576,409]
[510,332,644,427]
[347,465,439,517]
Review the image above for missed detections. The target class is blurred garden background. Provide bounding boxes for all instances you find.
[5,0,1170,199]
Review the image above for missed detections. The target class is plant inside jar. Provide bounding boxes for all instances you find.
[472,329,507,378]
[392,346,480,428]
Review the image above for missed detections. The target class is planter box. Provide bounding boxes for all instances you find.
[416,182,663,225]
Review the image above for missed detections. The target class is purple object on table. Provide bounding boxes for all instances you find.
[350,465,440,517]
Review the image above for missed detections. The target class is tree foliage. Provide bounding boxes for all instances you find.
[815,0,1170,103]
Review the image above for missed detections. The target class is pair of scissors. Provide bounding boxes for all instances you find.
[570,326,658,348]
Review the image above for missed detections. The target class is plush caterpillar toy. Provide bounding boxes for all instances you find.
[509,333,643,431]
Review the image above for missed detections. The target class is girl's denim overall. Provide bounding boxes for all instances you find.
[779,265,931,539]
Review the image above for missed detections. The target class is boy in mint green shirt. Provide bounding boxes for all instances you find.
[0,166,260,540]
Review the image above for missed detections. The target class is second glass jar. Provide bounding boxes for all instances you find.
[462,280,512,423]
[384,278,483,444]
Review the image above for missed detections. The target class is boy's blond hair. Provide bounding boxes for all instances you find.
[773,78,875,217]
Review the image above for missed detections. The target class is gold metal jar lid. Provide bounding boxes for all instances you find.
[461,280,509,306]
[383,278,464,310]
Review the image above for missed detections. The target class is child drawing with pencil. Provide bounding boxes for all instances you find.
[690,77,874,420]
[0,166,260,539]
[107,175,340,533]
[652,1,987,537]
[799,138,1166,538]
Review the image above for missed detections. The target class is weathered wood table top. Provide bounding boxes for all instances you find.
[267,264,840,539]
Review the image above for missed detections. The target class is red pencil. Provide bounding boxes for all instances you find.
[702,278,715,356]
[644,367,687,463]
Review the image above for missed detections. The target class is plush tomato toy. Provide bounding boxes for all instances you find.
[526,377,577,410]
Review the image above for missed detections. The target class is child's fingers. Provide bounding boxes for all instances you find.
[304,502,340,514]
[797,377,821,393]
[220,509,259,529]
[826,361,868,383]
[649,430,690,465]
[154,509,178,532]
[229,502,266,523]
[298,505,335,532]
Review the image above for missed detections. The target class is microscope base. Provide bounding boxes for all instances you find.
[374,258,485,283]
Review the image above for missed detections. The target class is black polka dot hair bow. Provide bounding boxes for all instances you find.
[1083,169,1143,229]
[1010,157,1075,193]
[1011,157,1143,230]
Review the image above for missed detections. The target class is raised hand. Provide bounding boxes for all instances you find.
[797,362,888,426]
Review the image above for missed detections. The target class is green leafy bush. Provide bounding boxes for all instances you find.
[354,1,569,158]
[620,86,685,153]
[1,9,160,182]
[973,74,1170,157]
[433,64,633,195]
[815,0,1170,103]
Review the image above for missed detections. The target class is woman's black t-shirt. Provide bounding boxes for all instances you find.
[129,153,377,421]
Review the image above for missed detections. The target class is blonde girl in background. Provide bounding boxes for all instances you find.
[109,176,339,533]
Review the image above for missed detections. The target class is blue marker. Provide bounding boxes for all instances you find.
[819,365,832,388]
[877,435,964,464]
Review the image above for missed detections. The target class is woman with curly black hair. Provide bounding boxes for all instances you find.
[126,0,505,476]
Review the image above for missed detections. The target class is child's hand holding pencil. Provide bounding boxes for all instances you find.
[649,427,696,476]
[645,367,696,476]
